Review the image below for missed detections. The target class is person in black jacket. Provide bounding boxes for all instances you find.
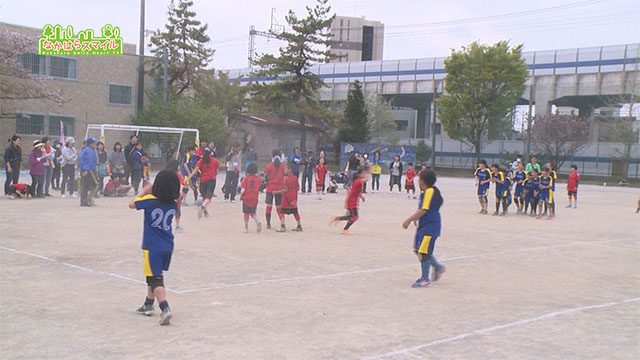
[301,151,315,194]
[123,134,138,185]
[4,135,22,197]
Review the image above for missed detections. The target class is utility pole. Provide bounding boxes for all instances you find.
[137,0,146,112]
[524,83,535,160]
[248,8,285,68]
[430,89,438,169]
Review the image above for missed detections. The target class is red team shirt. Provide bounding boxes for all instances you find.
[567,172,581,192]
[315,164,328,186]
[264,162,285,192]
[195,157,219,182]
[346,178,364,209]
[282,174,300,209]
[405,169,416,186]
[240,174,261,208]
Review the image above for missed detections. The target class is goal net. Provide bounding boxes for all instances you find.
[85,124,199,167]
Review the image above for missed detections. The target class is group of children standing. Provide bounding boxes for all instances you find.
[475,158,581,220]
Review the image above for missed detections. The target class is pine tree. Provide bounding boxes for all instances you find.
[251,0,338,152]
[337,80,369,143]
[148,0,214,95]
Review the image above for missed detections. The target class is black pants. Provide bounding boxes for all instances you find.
[131,168,143,193]
[224,171,239,201]
[52,166,61,189]
[371,174,380,190]
[390,175,401,191]
[301,171,313,193]
[61,164,75,195]
[4,167,20,195]
[80,171,98,206]
[124,163,132,185]
[30,174,44,197]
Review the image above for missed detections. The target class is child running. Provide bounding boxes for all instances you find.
[402,169,446,288]
[280,163,303,232]
[331,168,366,235]
[129,169,180,325]
[404,163,417,199]
[264,149,286,230]
[315,157,328,199]
[474,159,491,214]
[566,164,581,209]
[188,147,219,219]
[512,162,527,214]
[239,163,262,233]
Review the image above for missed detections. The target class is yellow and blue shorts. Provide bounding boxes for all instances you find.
[477,184,489,197]
[143,249,173,277]
[414,231,438,255]
[538,190,553,204]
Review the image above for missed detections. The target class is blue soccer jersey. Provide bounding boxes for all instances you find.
[475,168,491,196]
[492,171,508,197]
[418,186,443,236]
[134,195,176,252]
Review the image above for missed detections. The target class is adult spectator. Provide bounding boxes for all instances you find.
[109,142,126,179]
[60,137,78,198]
[130,143,144,193]
[370,150,382,193]
[525,155,541,174]
[224,145,241,202]
[361,152,371,194]
[4,135,22,198]
[79,137,99,206]
[51,142,62,191]
[345,151,360,186]
[29,140,47,198]
[96,141,109,195]
[389,155,403,193]
[291,147,302,177]
[123,134,138,185]
[208,141,218,157]
[511,154,523,172]
[41,137,56,196]
[301,150,315,194]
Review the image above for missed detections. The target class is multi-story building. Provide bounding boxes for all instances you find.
[328,16,384,63]
[0,22,154,150]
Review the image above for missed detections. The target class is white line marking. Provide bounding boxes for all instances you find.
[0,246,174,292]
[363,297,640,360]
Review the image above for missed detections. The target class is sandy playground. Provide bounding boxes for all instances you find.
[1,175,639,359]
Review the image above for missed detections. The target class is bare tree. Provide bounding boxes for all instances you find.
[531,114,590,168]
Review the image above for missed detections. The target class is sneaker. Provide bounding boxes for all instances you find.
[244,227,249,233]
[413,195,417,199]
[231,199,236,203]
[175,225,183,233]
[276,225,286,233]
[574,205,578,209]
[565,205,572,208]
[197,206,204,220]
[45,193,51,197]
[61,194,67,199]
[492,211,499,216]
[159,308,173,325]
[292,225,303,232]
[203,208,210,217]
[547,215,554,220]
[222,199,228,203]
[411,279,431,288]
[135,304,154,316]
[340,229,353,235]
[536,215,542,219]
[71,194,78,198]
[330,217,339,226]
[256,222,262,233]
[433,266,446,282]
[266,224,271,230]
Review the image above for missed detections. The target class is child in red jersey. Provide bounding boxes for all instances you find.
[566,164,581,209]
[240,163,262,233]
[404,163,417,199]
[331,168,366,235]
[280,163,303,232]
[315,157,328,199]
[264,149,286,230]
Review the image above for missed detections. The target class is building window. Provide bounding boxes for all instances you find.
[15,113,45,135]
[18,53,46,75]
[49,56,77,79]
[48,116,76,137]
[109,84,133,105]
[395,120,409,131]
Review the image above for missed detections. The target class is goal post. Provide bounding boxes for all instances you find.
[85,124,200,165]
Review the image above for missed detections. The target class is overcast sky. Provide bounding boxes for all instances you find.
[2,0,639,70]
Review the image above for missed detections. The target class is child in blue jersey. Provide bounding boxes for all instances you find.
[402,169,445,288]
[537,167,555,220]
[128,169,180,325]
[512,162,527,214]
[490,164,509,216]
[543,162,558,216]
[522,170,536,215]
[474,159,491,214]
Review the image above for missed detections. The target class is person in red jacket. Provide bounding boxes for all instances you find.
[315,157,328,199]
[331,168,366,235]
[264,149,286,230]
[240,163,262,233]
[566,164,581,209]
[280,163,303,232]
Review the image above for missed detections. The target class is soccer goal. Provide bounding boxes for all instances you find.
[85,124,199,165]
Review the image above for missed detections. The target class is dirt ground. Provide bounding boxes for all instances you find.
[1,174,639,359]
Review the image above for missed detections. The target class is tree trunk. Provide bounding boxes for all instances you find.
[300,114,307,154]
[474,143,481,167]
[622,143,631,179]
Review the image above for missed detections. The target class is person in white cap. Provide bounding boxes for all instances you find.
[60,137,78,198]
[29,140,47,198]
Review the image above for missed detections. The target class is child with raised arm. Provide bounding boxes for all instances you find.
[129,170,180,325]
[402,169,445,288]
